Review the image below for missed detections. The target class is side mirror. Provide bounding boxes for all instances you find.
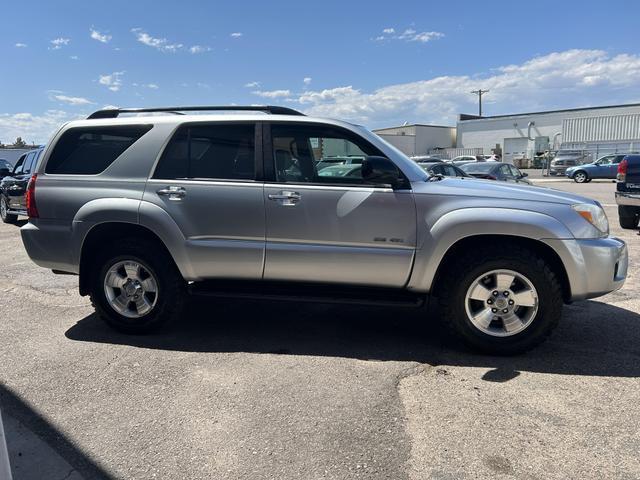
[361,156,404,188]
[0,168,10,177]
[521,172,528,177]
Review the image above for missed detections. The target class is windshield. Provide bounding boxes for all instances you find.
[462,163,495,173]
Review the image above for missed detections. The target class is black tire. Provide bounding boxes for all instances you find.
[90,238,186,333]
[618,206,640,229]
[0,196,18,224]
[573,171,588,183]
[436,244,563,355]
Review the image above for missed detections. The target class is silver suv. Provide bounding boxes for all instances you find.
[21,106,628,354]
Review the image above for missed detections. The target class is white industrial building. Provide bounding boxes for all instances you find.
[456,103,640,164]
[372,124,456,157]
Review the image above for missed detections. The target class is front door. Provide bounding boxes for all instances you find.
[144,122,265,280]
[263,123,416,288]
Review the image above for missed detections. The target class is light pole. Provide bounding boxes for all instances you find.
[471,89,489,117]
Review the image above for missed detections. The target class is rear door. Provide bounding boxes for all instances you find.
[263,122,416,288]
[144,122,265,280]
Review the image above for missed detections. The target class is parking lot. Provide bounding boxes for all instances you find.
[0,179,638,479]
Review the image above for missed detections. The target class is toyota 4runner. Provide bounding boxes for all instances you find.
[20,106,628,354]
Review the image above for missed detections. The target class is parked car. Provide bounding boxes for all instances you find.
[615,155,640,229]
[461,162,532,184]
[565,154,627,183]
[317,164,361,178]
[410,155,443,163]
[417,161,469,178]
[0,148,43,224]
[0,160,13,179]
[316,155,364,171]
[20,105,627,355]
[549,151,588,176]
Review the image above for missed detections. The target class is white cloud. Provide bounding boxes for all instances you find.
[132,82,159,89]
[15,43,27,48]
[69,55,79,60]
[0,110,81,144]
[99,71,125,91]
[252,89,292,99]
[50,94,94,106]
[90,29,112,43]
[292,49,640,128]
[230,32,243,38]
[244,81,260,88]
[374,27,444,44]
[303,77,312,85]
[131,28,183,52]
[189,45,211,54]
[50,38,70,50]
[196,82,211,89]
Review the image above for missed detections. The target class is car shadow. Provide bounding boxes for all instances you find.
[65,298,640,379]
[0,383,112,479]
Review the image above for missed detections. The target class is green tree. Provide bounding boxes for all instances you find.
[13,137,26,148]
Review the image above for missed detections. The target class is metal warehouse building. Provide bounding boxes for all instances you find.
[455,103,640,164]
[372,124,456,157]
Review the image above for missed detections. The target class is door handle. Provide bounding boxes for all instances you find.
[157,186,186,200]
[268,190,301,205]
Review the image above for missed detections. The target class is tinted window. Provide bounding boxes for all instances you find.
[23,150,42,174]
[46,125,152,174]
[154,124,255,180]
[270,124,383,184]
[13,156,25,175]
[462,162,495,173]
[0,160,11,169]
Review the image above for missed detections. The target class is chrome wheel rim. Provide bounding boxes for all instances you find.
[575,173,586,182]
[0,198,6,219]
[464,269,539,337]
[103,260,158,318]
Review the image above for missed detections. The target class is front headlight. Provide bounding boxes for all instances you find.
[572,203,609,235]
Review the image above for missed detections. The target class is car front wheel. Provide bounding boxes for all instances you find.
[437,244,563,354]
[573,171,588,183]
[0,196,18,224]
[90,239,186,333]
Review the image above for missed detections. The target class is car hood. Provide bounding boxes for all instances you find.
[411,177,597,205]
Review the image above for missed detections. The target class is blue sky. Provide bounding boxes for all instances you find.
[2,0,640,143]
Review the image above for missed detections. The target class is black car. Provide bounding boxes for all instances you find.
[461,162,532,184]
[0,148,43,224]
[0,159,13,180]
[616,154,640,229]
[417,161,469,178]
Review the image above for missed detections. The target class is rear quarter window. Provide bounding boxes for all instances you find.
[45,125,152,174]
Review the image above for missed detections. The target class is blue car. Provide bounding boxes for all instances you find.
[565,154,626,183]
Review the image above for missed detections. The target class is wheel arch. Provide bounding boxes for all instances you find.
[78,222,181,296]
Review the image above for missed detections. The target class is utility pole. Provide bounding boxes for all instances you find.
[470,89,489,116]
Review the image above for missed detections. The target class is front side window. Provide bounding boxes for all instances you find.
[270,124,384,185]
[597,156,614,165]
[154,123,255,180]
[46,125,152,174]
[13,156,25,175]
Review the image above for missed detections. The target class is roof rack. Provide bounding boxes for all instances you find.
[86,105,305,119]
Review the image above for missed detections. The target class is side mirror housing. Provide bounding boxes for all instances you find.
[361,156,405,188]
[0,168,10,177]
[521,172,528,177]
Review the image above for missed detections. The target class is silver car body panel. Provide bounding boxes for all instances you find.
[21,113,627,301]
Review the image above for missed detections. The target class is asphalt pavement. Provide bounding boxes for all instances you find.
[0,180,638,479]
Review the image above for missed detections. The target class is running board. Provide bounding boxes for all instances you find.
[189,280,425,307]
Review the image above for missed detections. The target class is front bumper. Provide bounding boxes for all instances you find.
[616,191,640,207]
[544,236,627,301]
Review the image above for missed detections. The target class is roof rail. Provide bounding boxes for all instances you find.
[86,105,305,119]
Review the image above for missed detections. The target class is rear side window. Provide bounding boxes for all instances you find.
[45,125,152,174]
[154,123,255,180]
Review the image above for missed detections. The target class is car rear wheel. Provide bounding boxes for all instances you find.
[573,171,588,183]
[0,196,17,224]
[90,238,186,333]
[619,206,640,229]
[437,244,563,355]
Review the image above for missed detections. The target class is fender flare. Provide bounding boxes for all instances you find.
[407,207,583,294]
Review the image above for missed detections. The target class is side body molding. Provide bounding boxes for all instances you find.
[407,207,585,295]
